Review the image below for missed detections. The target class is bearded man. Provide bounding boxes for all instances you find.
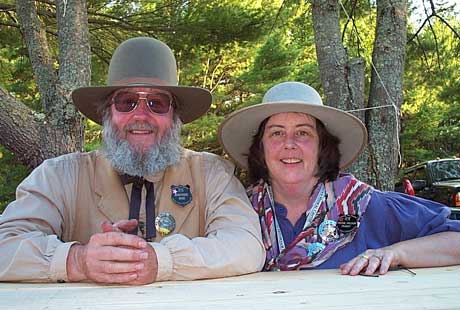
[0,37,264,284]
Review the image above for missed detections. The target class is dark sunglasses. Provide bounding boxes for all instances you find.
[111,90,173,115]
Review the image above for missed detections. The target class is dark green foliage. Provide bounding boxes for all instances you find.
[84,120,103,151]
[1,0,459,209]
[0,31,40,110]
[402,16,460,166]
[240,34,301,93]
[182,114,224,153]
[0,146,29,213]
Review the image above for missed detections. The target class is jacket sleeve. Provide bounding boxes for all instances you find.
[0,157,78,282]
[151,154,265,281]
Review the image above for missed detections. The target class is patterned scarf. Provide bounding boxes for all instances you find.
[247,174,373,271]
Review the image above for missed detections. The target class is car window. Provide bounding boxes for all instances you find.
[413,167,427,182]
[431,160,460,182]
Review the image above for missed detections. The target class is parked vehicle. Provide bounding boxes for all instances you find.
[395,158,460,220]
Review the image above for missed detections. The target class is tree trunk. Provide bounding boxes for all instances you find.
[0,0,90,169]
[311,0,407,190]
[366,0,407,190]
[311,0,369,182]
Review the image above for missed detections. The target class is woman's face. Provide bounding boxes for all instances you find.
[262,112,319,187]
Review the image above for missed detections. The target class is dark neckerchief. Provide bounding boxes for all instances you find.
[119,174,156,241]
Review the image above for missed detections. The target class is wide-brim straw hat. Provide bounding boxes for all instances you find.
[72,37,211,125]
[218,81,367,170]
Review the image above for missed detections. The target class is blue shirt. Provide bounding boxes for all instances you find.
[274,191,460,269]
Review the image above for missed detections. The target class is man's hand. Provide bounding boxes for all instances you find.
[101,219,159,285]
[66,231,149,284]
[125,241,158,285]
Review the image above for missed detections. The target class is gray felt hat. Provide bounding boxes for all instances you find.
[218,81,367,169]
[72,37,211,124]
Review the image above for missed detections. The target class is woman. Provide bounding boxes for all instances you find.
[219,81,460,276]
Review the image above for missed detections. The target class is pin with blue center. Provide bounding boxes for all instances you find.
[171,185,192,207]
[155,212,176,236]
[318,220,338,243]
[307,242,325,257]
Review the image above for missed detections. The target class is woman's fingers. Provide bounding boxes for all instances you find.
[340,249,396,276]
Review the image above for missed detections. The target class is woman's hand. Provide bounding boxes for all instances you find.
[339,248,400,276]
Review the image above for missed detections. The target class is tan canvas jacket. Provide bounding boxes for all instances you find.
[0,149,264,282]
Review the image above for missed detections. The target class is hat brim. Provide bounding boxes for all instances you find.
[218,101,368,170]
[72,85,211,125]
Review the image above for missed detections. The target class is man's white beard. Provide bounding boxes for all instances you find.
[102,116,183,177]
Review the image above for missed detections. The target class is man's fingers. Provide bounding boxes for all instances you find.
[95,245,148,261]
[101,221,117,233]
[97,261,145,274]
[113,219,138,233]
[93,272,139,284]
[89,231,147,248]
[100,220,138,234]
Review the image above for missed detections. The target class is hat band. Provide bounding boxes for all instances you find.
[111,77,176,87]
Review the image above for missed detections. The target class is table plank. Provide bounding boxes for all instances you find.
[1,267,460,309]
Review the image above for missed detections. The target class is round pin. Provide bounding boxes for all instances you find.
[155,212,176,236]
[337,214,359,233]
[307,242,325,257]
[318,220,338,243]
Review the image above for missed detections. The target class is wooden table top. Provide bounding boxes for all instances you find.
[2,266,460,310]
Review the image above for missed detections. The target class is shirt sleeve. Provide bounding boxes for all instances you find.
[368,191,460,244]
[0,156,78,282]
[151,153,265,281]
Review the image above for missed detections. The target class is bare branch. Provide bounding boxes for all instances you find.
[341,0,354,41]
[427,15,441,69]
[407,13,433,43]
[428,0,436,13]
[433,14,460,40]
[408,0,460,44]
[0,3,15,11]
[415,35,430,67]
[0,21,19,28]
[210,57,224,91]
[268,0,286,36]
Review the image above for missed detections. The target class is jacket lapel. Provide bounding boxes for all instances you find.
[157,157,196,236]
[94,153,130,223]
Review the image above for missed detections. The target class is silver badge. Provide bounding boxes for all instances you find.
[155,212,176,236]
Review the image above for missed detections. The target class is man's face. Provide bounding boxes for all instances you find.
[109,87,174,154]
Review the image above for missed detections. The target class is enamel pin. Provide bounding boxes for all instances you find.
[318,220,338,243]
[155,212,176,236]
[337,214,359,233]
[171,185,192,207]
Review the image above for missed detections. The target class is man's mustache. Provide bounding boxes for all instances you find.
[124,121,157,132]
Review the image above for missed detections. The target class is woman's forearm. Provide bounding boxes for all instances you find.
[388,231,460,268]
